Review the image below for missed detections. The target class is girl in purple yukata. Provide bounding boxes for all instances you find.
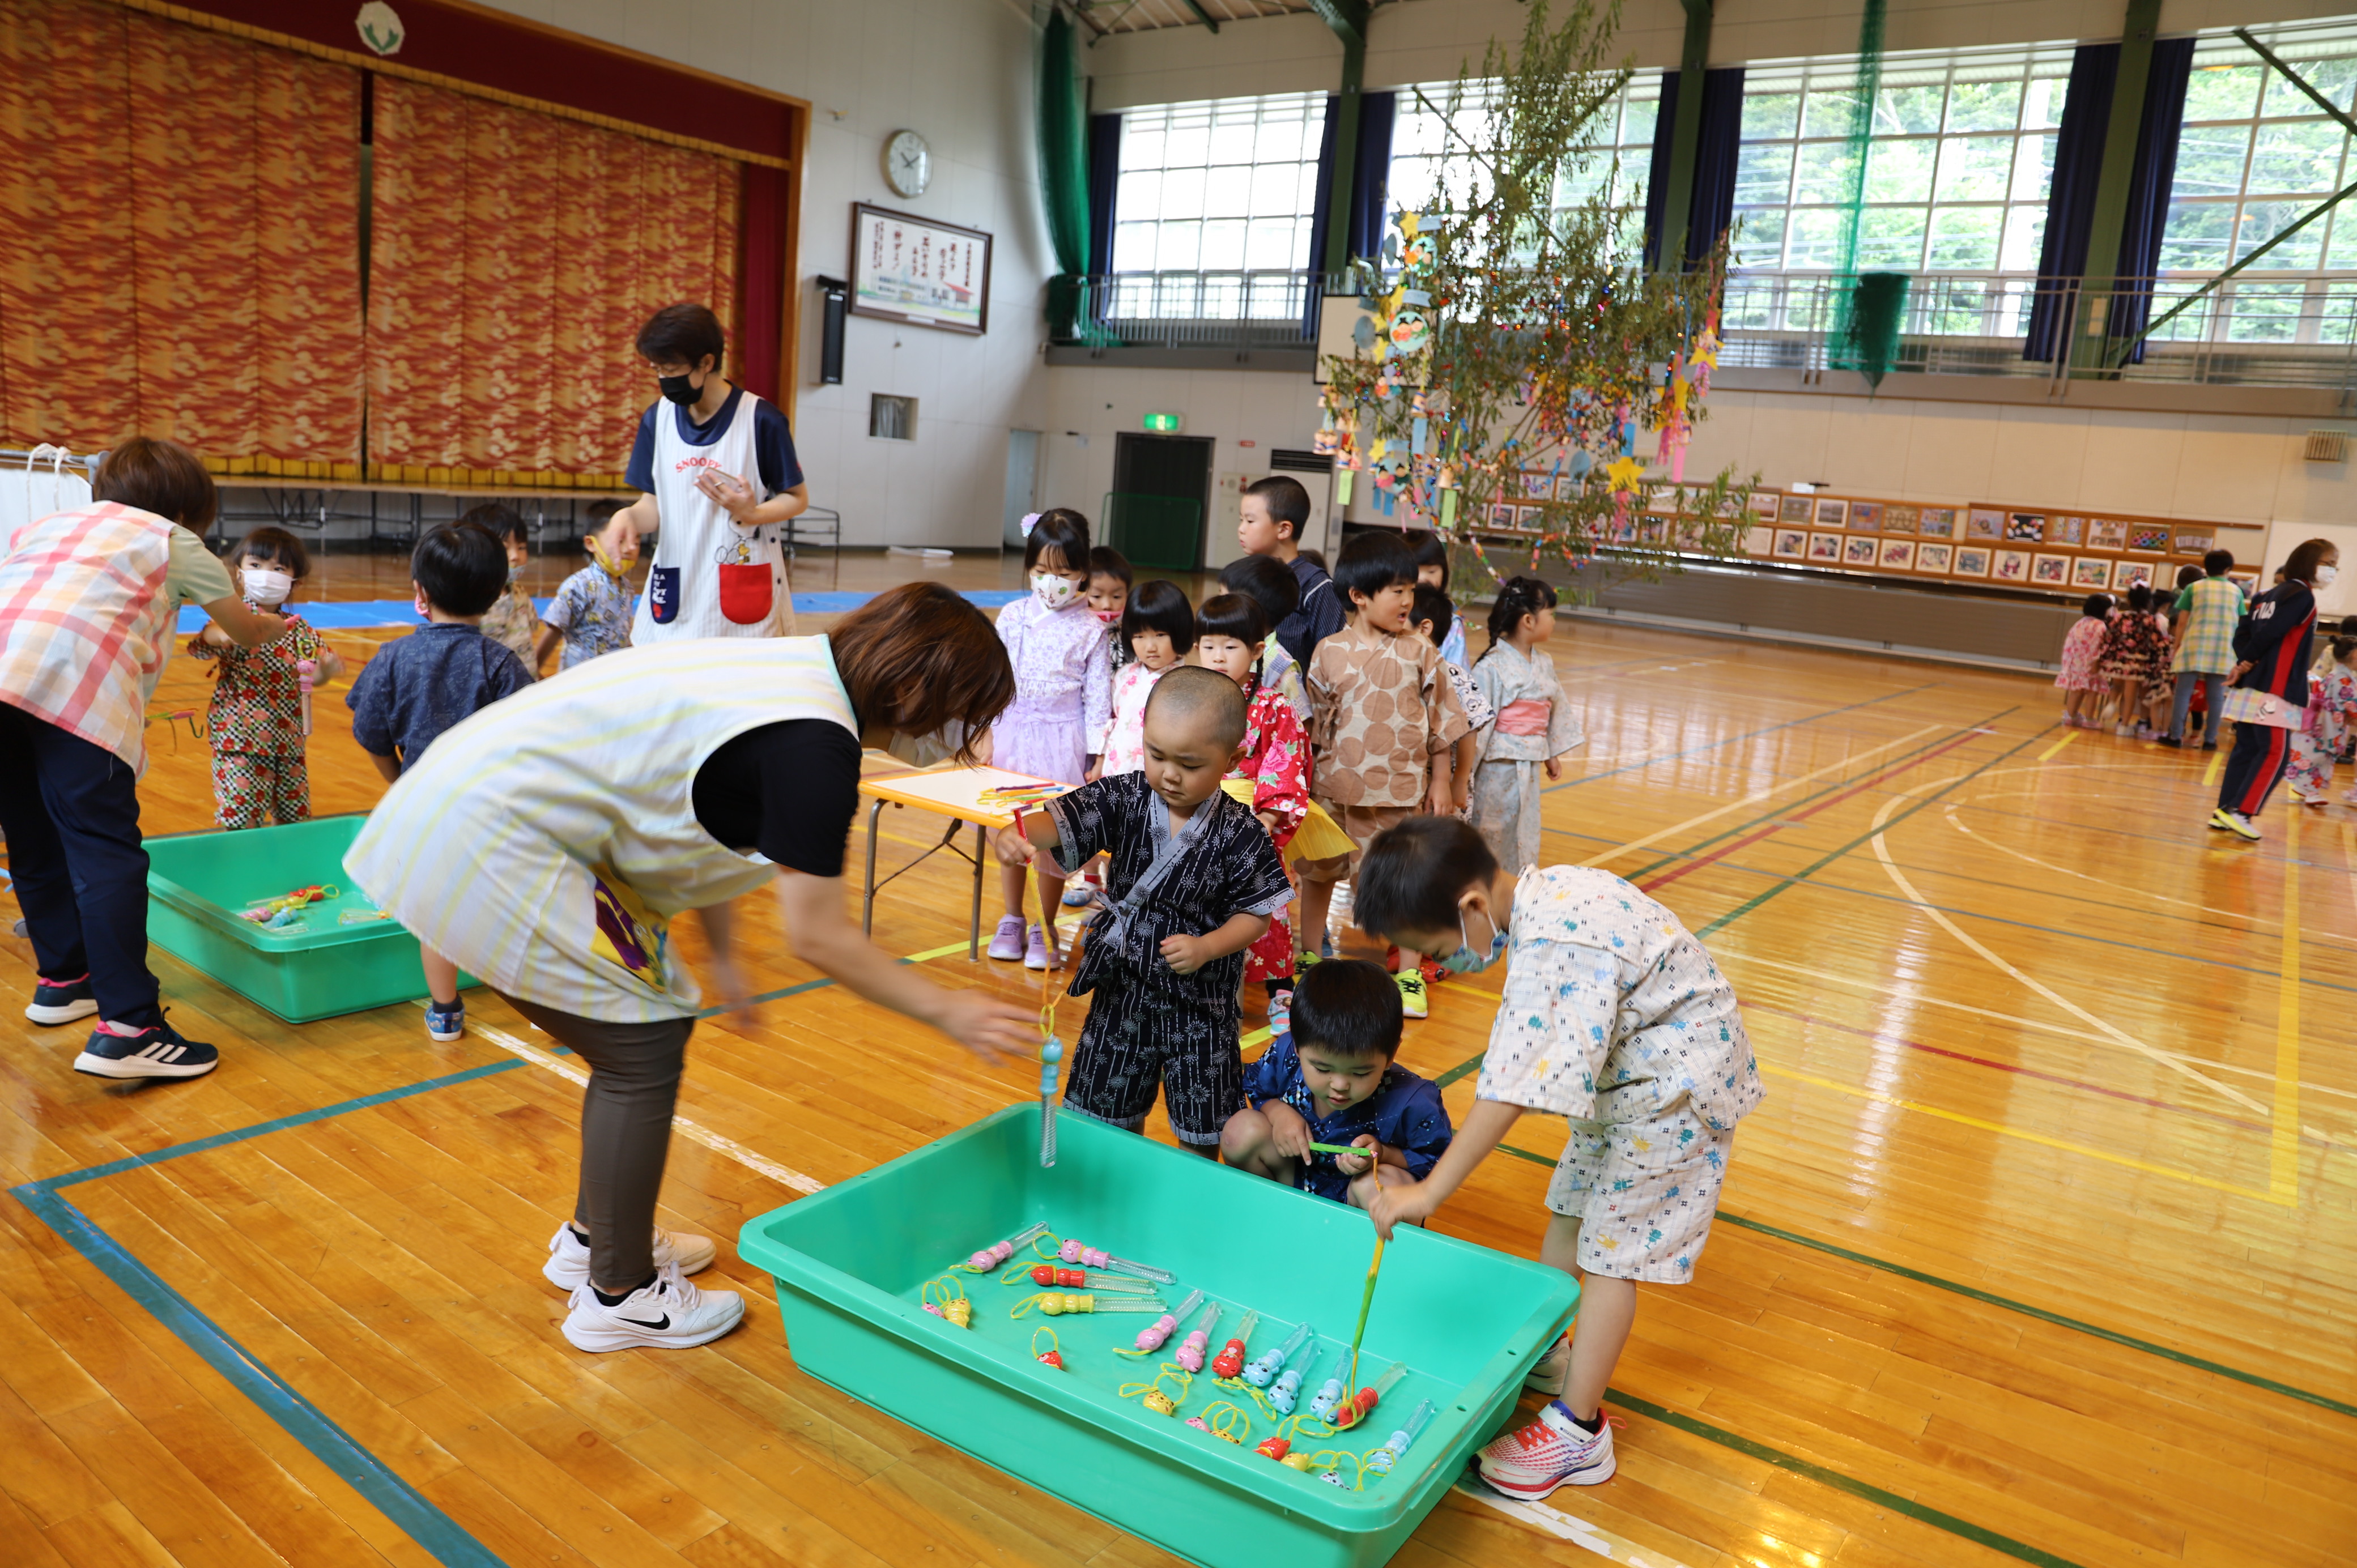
[988,509,1113,970]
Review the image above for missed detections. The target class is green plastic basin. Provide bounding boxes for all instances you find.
[739,1105,1575,1568]
[143,815,474,1024]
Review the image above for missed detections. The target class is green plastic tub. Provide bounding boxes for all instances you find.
[144,815,474,1024]
[739,1106,1576,1568]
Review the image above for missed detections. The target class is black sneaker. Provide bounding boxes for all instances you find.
[74,1021,220,1080]
[2154,735,2182,748]
[27,974,99,1026]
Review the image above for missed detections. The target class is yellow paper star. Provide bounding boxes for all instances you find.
[1606,454,1646,493]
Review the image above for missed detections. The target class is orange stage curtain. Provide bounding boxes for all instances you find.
[0,0,363,472]
[368,76,740,486]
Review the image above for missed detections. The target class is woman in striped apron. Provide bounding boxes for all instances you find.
[346,582,1033,1353]
[0,438,291,1080]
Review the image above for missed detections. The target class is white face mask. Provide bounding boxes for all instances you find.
[1031,573,1079,611]
[2317,564,2339,587]
[242,566,293,607]
[886,719,967,769]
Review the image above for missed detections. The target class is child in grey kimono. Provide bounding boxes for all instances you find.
[1471,576,1583,873]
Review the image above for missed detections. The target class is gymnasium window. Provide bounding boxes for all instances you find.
[1108,91,1326,319]
[2155,22,2357,346]
[1729,44,2075,288]
[1386,74,1660,245]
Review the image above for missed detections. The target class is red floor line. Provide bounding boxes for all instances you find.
[1748,1001,2335,1147]
[1640,728,1992,897]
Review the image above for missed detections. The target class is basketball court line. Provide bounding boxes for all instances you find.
[1545,681,1940,792]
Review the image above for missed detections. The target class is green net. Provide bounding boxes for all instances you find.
[1038,11,1090,340]
[1824,0,1903,385]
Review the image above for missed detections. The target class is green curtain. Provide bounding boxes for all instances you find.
[1039,10,1090,338]
[1826,0,1905,386]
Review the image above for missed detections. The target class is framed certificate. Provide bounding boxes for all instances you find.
[851,203,992,334]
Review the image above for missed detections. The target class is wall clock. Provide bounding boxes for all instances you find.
[884,129,931,198]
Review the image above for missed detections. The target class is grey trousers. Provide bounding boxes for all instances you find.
[500,993,695,1292]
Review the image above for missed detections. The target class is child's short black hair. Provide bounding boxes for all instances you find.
[1024,508,1090,576]
[2125,583,2153,613]
[1195,592,1269,647]
[1288,958,1403,1060]
[234,525,309,579]
[2173,564,2203,591]
[1333,530,1418,607]
[1296,547,1328,572]
[460,501,529,547]
[2080,593,2113,617]
[1244,475,1312,537]
[1409,529,1450,589]
[412,522,508,617]
[1220,553,1299,628]
[1122,578,1195,655]
[1410,584,1456,647]
[1355,816,1499,939]
[635,301,725,370]
[1482,574,1560,659]
[2203,548,2235,576]
[1088,545,1131,585]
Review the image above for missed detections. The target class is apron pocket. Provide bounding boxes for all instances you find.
[649,565,682,625]
[718,560,773,625]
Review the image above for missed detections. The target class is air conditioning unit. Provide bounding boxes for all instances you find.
[2304,429,2347,462]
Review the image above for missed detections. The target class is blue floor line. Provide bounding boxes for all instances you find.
[174,588,1026,634]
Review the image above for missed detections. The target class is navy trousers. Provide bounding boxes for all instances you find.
[2218,719,2294,820]
[0,705,164,1028]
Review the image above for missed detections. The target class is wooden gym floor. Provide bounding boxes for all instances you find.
[0,547,2350,1568]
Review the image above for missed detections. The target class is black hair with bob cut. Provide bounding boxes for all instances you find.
[2080,593,2113,618]
[233,526,310,579]
[635,301,726,371]
[1354,816,1500,941]
[1407,529,1450,590]
[1332,529,1418,607]
[1410,583,1456,646]
[2125,582,2154,613]
[1087,544,1131,585]
[1023,508,1091,576]
[1219,552,1300,628]
[1287,958,1404,1060]
[460,500,529,546]
[411,522,509,617]
[1194,591,1269,649]
[1121,578,1196,657]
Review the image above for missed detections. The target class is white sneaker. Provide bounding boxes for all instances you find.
[561,1265,743,1353]
[542,1221,717,1293]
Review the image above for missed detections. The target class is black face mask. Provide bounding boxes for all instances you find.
[657,373,701,406]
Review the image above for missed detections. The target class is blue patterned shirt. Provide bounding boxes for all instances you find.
[1242,1034,1453,1201]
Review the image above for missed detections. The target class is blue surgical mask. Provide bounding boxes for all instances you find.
[1440,907,1507,974]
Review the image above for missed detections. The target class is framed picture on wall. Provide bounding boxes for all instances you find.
[1638,518,1667,543]
[1558,475,1586,502]
[1967,508,2004,540]
[2050,515,2085,546]
[2090,518,2128,549]
[1843,535,1878,564]
[2007,513,2045,542]
[850,203,992,334]
[1487,503,1517,529]
[2127,525,2170,553]
[1744,526,1774,555]
[1920,507,1957,538]
[1808,532,1844,560]
[1992,548,2032,582]
[1524,471,1555,499]
[1773,529,1808,558]
[2228,570,2260,594]
[2112,560,2154,591]
[1849,501,1883,531]
[2173,529,2215,555]
[2072,556,2114,589]
[1516,505,1548,529]
[1815,497,1849,527]
[2032,553,2072,586]
[1953,546,1992,577]
[1916,542,1954,573]
[1882,505,1919,534]
[1780,495,1813,524]
[1878,538,1916,569]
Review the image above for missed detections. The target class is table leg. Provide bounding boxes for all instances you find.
[863,797,887,936]
[969,821,985,961]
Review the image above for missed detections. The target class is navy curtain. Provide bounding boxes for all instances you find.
[1347,91,1397,263]
[1642,67,1748,271]
[1086,112,1121,276]
[2024,37,2195,363]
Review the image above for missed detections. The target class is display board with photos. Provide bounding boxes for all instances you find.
[1723,491,2267,597]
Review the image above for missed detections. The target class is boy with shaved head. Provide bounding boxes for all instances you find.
[1003,666,1294,1154]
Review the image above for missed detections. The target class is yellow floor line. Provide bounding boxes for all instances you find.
[2273,808,2303,1205]
[2035,729,2078,762]
[1758,1062,2285,1204]
[904,939,978,962]
[2203,743,2226,787]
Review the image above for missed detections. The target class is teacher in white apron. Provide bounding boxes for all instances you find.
[345,582,1034,1353]
[613,302,809,641]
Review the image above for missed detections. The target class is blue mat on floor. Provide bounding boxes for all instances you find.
[174,588,1023,634]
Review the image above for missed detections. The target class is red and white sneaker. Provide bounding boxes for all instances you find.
[1474,1399,1616,1497]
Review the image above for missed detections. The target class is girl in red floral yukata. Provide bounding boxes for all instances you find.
[1194,592,1360,1036]
[190,527,346,829]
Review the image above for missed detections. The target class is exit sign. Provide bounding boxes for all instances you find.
[1142,411,1183,433]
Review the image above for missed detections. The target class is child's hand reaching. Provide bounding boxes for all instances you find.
[1333,1132,1380,1177]
[1261,1100,1312,1160]
[1159,932,1216,974]
[1367,1177,1441,1240]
